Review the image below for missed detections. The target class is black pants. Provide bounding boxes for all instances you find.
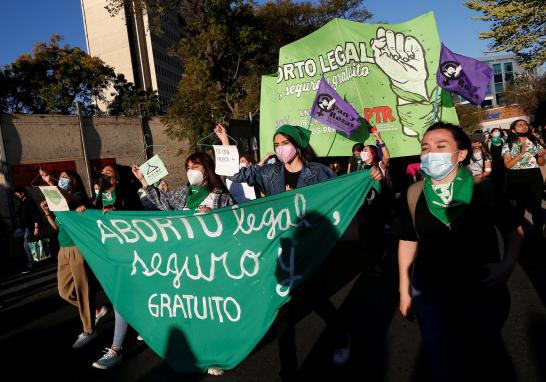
[276,266,347,381]
[505,168,544,236]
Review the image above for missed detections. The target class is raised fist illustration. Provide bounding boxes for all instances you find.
[371,28,428,99]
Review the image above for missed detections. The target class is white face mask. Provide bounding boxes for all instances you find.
[239,162,248,169]
[187,169,205,186]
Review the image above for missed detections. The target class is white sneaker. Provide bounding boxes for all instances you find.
[72,331,98,349]
[136,334,144,341]
[95,305,108,325]
[207,368,224,376]
[92,348,123,369]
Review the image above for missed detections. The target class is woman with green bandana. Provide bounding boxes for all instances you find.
[216,122,382,380]
[131,152,233,376]
[487,127,505,187]
[398,123,524,382]
[39,169,107,350]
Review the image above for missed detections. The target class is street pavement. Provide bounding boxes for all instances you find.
[1,216,545,381]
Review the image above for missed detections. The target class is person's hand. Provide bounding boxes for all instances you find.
[39,169,54,186]
[103,206,114,215]
[40,200,50,213]
[259,152,276,166]
[372,130,382,141]
[214,123,230,145]
[197,205,212,213]
[370,166,383,181]
[285,184,294,191]
[132,164,143,180]
[399,290,414,320]
[520,143,527,155]
[33,227,39,237]
[371,28,428,99]
[76,205,87,213]
[536,149,545,157]
[482,262,513,288]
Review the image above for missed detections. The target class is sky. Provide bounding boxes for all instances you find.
[0,0,498,67]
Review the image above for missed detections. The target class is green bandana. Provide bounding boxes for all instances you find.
[423,168,473,226]
[491,137,502,146]
[185,185,209,210]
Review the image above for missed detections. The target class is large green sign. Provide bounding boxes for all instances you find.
[56,171,376,372]
[260,12,458,158]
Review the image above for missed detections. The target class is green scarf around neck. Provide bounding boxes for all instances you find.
[185,184,209,210]
[490,137,502,146]
[423,167,473,226]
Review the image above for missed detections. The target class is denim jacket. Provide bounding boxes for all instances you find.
[229,161,335,196]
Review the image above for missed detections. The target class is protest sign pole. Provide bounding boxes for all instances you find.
[432,86,440,123]
[75,101,93,193]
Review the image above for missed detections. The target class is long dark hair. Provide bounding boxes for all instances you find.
[424,122,472,166]
[273,133,318,163]
[185,152,228,193]
[62,169,90,207]
[506,119,539,149]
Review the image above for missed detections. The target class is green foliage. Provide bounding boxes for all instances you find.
[455,104,485,134]
[108,74,161,118]
[1,35,115,114]
[465,0,546,70]
[503,73,546,126]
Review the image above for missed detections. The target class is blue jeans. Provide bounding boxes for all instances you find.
[113,309,128,349]
[23,228,33,267]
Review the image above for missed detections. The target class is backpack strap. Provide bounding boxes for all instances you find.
[407,180,425,230]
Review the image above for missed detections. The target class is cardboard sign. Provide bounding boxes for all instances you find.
[140,155,169,185]
[39,186,69,211]
[213,145,240,176]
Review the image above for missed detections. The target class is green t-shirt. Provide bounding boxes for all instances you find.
[102,189,117,207]
[55,216,75,247]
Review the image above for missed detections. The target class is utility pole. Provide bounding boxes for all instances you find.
[75,102,93,193]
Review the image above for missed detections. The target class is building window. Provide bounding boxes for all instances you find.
[504,62,513,72]
[493,63,502,73]
[495,82,504,93]
[494,73,503,83]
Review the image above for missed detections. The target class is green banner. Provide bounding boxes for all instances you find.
[260,12,459,158]
[56,171,376,372]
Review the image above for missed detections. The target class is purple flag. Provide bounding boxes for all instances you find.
[436,43,493,105]
[310,76,360,136]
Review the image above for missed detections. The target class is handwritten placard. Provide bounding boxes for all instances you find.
[213,145,239,176]
[140,155,169,185]
[39,186,69,211]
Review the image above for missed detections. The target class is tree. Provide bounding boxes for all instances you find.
[503,73,546,126]
[465,0,546,70]
[1,35,115,114]
[106,0,373,148]
[108,74,161,118]
[455,104,485,134]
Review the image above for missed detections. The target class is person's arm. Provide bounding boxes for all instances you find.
[374,131,390,167]
[398,240,418,318]
[482,159,492,177]
[39,169,82,208]
[214,123,230,146]
[536,148,546,166]
[39,201,57,231]
[482,226,523,288]
[503,143,527,169]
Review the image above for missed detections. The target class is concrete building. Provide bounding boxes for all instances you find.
[478,105,529,132]
[81,0,183,109]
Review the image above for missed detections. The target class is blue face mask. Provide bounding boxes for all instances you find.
[58,177,71,191]
[420,151,459,180]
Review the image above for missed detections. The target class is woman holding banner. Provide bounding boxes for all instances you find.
[398,123,523,381]
[38,169,107,350]
[215,123,382,380]
[132,152,233,376]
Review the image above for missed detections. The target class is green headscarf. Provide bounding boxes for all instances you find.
[275,125,312,149]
